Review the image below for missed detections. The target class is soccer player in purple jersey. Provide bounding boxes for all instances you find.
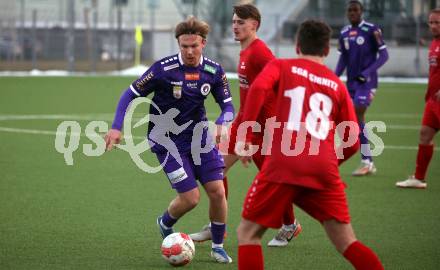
[335,0,389,176]
[104,17,234,263]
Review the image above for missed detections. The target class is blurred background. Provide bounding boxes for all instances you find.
[0,0,438,76]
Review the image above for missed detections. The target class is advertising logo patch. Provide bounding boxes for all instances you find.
[185,73,200,81]
[204,64,217,74]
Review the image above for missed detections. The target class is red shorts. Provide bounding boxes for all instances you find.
[218,120,266,170]
[242,178,350,228]
[422,100,440,130]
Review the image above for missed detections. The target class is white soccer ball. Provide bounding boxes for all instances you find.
[161,232,195,266]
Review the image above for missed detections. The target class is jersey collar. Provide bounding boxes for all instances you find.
[178,52,204,66]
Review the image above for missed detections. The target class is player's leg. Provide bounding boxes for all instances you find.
[295,183,383,270]
[238,180,296,269]
[189,126,239,242]
[352,87,377,176]
[251,144,301,247]
[198,148,232,263]
[267,203,301,247]
[237,218,267,270]
[396,127,436,188]
[156,153,199,238]
[323,220,384,270]
[223,153,240,197]
[396,100,439,188]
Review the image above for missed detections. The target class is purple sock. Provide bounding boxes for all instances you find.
[211,222,226,245]
[161,210,177,228]
[359,121,372,162]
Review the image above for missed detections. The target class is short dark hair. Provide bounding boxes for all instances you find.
[233,3,261,30]
[296,19,332,57]
[175,16,210,39]
[430,8,440,15]
[348,0,363,11]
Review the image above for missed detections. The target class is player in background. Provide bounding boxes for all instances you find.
[335,0,389,176]
[236,19,384,270]
[396,9,440,189]
[104,17,234,263]
[189,3,301,247]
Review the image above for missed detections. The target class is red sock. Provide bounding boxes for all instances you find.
[238,245,264,270]
[343,241,384,270]
[223,176,228,199]
[282,203,295,225]
[414,144,434,180]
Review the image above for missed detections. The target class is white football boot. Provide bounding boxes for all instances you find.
[396,176,427,189]
[268,220,302,247]
[352,160,377,176]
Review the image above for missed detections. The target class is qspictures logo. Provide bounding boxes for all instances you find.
[54,97,386,173]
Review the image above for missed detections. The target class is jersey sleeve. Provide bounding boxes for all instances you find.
[335,83,360,164]
[242,59,281,125]
[372,26,387,51]
[129,62,162,97]
[211,66,235,124]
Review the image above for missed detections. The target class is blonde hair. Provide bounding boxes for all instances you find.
[175,16,210,39]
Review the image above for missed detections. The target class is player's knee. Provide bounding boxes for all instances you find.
[236,222,252,244]
[236,219,261,245]
[207,185,226,202]
[180,191,200,209]
[204,180,226,201]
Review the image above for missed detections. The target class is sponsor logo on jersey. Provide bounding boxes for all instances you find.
[349,30,357,36]
[171,81,183,86]
[240,61,246,70]
[186,82,198,89]
[204,64,217,74]
[356,36,365,45]
[435,46,439,53]
[200,83,211,96]
[136,71,154,90]
[166,167,188,184]
[163,63,179,71]
[185,73,200,80]
[221,73,229,95]
[361,26,369,32]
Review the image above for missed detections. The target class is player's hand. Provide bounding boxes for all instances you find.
[104,129,122,151]
[235,141,253,168]
[215,124,229,144]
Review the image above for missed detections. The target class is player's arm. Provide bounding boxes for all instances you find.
[105,66,159,151]
[335,85,360,164]
[238,59,280,166]
[357,28,389,82]
[211,69,235,144]
[335,37,347,77]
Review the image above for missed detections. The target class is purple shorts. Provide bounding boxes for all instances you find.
[348,81,376,107]
[156,148,225,193]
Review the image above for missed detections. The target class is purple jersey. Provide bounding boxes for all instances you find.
[120,53,234,154]
[337,20,387,90]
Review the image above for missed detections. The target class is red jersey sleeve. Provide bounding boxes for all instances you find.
[335,83,360,164]
[242,59,281,142]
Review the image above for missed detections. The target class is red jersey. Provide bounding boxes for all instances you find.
[242,58,359,189]
[426,38,440,101]
[237,39,275,125]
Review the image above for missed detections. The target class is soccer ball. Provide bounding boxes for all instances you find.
[161,232,195,266]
